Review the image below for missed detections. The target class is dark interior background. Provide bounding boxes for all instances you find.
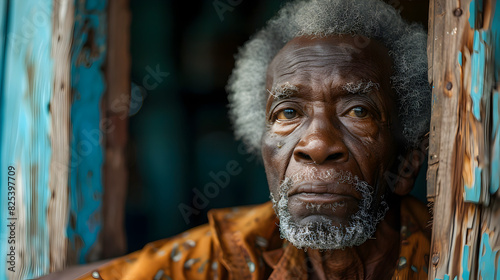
[124,0,430,253]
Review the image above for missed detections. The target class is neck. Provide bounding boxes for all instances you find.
[306,200,401,280]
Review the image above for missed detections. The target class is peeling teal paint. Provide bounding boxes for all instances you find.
[67,0,107,264]
[462,245,471,280]
[469,0,476,29]
[478,232,498,279]
[492,0,500,81]
[469,0,484,28]
[458,51,462,66]
[492,91,499,194]
[464,166,482,203]
[470,30,486,121]
[0,0,53,278]
[435,275,451,280]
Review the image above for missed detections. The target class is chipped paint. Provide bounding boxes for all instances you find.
[477,232,498,279]
[492,91,499,194]
[492,0,500,81]
[465,167,482,203]
[470,30,486,121]
[0,0,54,278]
[469,0,476,29]
[67,0,107,263]
[461,245,471,280]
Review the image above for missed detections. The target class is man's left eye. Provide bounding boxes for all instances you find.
[276,108,298,120]
[347,107,369,118]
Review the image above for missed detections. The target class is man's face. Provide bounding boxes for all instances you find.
[262,35,402,249]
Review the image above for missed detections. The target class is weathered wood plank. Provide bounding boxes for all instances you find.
[463,28,491,205]
[0,0,54,278]
[48,0,74,272]
[476,1,500,279]
[492,90,499,195]
[102,0,130,259]
[427,0,443,201]
[427,0,479,279]
[68,0,108,264]
[429,0,500,279]
[477,199,500,279]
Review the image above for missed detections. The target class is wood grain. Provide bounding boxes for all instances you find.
[48,0,74,272]
[428,0,500,279]
[0,0,55,278]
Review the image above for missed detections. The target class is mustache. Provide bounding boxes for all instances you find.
[270,168,375,206]
[287,167,358,185]
[280,168,374,194]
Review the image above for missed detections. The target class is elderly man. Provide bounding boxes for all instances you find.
[78,0,431,279]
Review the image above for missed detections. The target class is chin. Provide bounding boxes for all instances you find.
[287,196,361,227]
[271,178,389,250]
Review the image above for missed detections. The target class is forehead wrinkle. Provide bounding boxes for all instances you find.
[277,53,353,72]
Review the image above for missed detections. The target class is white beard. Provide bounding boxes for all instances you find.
[270,170,389,250]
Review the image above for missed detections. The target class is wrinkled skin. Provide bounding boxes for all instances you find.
[262,35,417,279]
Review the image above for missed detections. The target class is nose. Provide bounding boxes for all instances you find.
[293,119,349,164]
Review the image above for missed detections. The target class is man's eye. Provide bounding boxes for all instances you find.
[347,107,369,118]
[276,109,298,120]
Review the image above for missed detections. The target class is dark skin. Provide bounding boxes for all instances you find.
[261,35,422,279]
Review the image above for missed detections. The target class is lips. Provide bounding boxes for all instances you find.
[288,183,362,201]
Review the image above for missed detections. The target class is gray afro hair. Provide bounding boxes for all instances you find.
[227,0,431,155]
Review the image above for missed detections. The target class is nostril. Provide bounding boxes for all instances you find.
[296,152,312,161]
[326,153,343,161]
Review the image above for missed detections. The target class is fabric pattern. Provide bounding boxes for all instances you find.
[78,196,431,280]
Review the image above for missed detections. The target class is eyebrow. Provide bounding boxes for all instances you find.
[267,80,381,101]
[341,80,380,94]
[267,82,299,100]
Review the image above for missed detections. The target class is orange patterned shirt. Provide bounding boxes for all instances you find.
[78,196,431,280]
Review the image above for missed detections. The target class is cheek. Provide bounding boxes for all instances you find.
[347,127,396,184]
[261,132,295,194]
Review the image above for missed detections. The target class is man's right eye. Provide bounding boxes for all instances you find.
[276,108,298,120]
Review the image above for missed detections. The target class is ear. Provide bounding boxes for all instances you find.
[392,146,427,196]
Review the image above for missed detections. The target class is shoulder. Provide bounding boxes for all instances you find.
[76,202,276,280]
[400,195,432,240]
[392,196,432,280]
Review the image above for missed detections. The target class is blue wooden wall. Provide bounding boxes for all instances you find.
[67,0,107,264]
[0,0,54,278]
[0,0,111,278]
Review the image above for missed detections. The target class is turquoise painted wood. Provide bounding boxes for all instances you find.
[470,30,485,121]
[464,167,482,203]
[464,9,491,205]
[492,90,499,194]
[0,0,54,278]
[477,232,499,279]
[67,0,107,263]
[491,0,500,195]
[462,245,471,280]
